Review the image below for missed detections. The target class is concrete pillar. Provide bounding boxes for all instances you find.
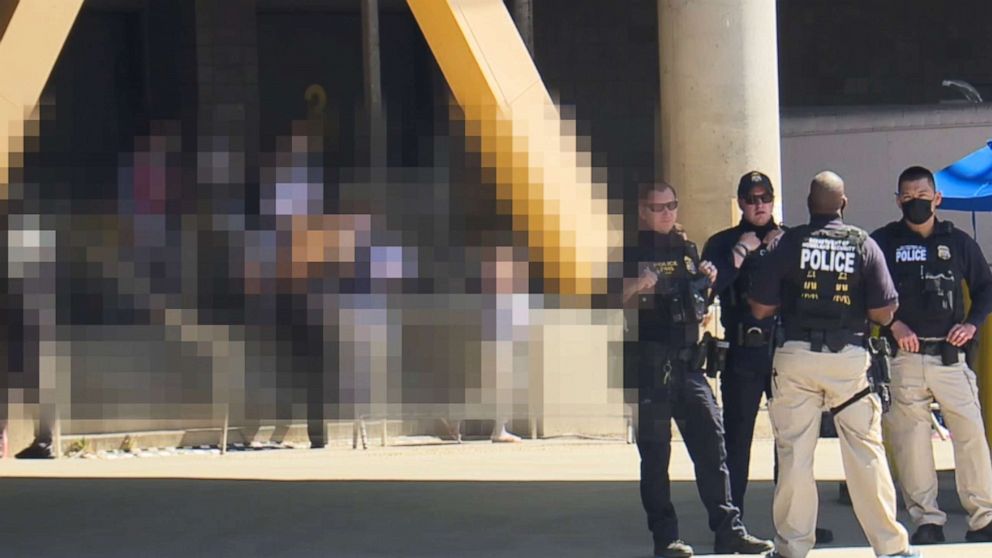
[657,0,781,244]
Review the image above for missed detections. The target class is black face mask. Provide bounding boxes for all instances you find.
[901,198,934,225]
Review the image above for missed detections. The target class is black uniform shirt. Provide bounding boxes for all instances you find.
[871,218,992,337]
[751,215,898,315]
[624,230,702,346]
[702,221,780,338]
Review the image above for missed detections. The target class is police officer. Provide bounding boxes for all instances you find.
[750,171,918,558]
[872,166,992,545]
[625,181,772,558]
[702,171,784,512]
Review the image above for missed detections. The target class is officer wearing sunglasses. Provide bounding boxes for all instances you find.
[701,171,782,505]
[623,181,772,558]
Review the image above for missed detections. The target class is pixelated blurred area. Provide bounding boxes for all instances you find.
[1,0,632,456]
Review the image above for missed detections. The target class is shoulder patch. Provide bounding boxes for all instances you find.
[684,255,696,274]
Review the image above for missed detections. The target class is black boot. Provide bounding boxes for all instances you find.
[965,520,992,543]
[910,523,944,545]
[15,436,54,459]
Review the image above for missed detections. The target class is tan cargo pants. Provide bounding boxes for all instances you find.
[884,350,992,531]
[770,341,909,558]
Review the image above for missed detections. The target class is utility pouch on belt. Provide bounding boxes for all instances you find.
[740,324,771,348]
[825,329,850,353]
[690,333,709,372]
[809,330,826,352]
[939,341,959,365]
[702,333,727,379]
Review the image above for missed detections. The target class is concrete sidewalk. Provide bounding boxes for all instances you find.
[0,437,985,557]
[0,437,956,482]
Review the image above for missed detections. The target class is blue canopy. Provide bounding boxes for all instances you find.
[936,140,992,211]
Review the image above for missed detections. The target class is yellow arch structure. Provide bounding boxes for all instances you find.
[962,286,992,446]
[0,0,83,199]
[407,0,620,296]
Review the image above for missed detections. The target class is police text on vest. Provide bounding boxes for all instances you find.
[800,238,856,273]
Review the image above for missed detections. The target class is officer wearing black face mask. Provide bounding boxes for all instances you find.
[871,166,992,546]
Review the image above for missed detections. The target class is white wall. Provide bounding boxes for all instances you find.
[781,104,992,248]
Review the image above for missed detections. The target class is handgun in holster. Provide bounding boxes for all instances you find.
[940,341,960,366]
[867,336,892,413]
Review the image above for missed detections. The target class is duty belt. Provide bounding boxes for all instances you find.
[783,328,864,353]
[911,337,964,365]
[917,339,946,357]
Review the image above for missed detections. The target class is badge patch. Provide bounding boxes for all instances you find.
[938,245,951,260]
[751,172,763,183]
[684,256,696,274]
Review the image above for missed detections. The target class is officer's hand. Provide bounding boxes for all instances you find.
[764,229,785,251]
[947,323,977,347]
[890,320,919,353]
[637,269,659,292]
[699,260,717,285]
[738,232,761,253]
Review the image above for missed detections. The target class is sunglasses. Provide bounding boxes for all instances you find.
[646,201,679,212]
[743,193,774,205]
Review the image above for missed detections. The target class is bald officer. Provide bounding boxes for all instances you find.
[872,166,992,545]
[749,172,918,558]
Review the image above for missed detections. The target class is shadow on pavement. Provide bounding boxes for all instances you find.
[0,472,970,557]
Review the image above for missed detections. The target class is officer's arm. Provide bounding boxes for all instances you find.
[702,233,739,296]
[962,235,992,326]
[623,277,643,307]
[867,303,898,328]
[622,245,646,307]
[863,237,900,327]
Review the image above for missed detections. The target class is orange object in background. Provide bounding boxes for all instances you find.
[0,0,83,198]
[406,0,619,297]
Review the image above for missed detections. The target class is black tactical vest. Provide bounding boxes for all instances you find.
[636,233,710,344]
[782,223,867,335]
[887,221,963,329]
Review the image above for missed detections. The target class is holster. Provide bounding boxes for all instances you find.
[940,341,960,366]
[678,337,707,372]
[738,323,772,348]
[866,336,892,413]
[703,333,727,379]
